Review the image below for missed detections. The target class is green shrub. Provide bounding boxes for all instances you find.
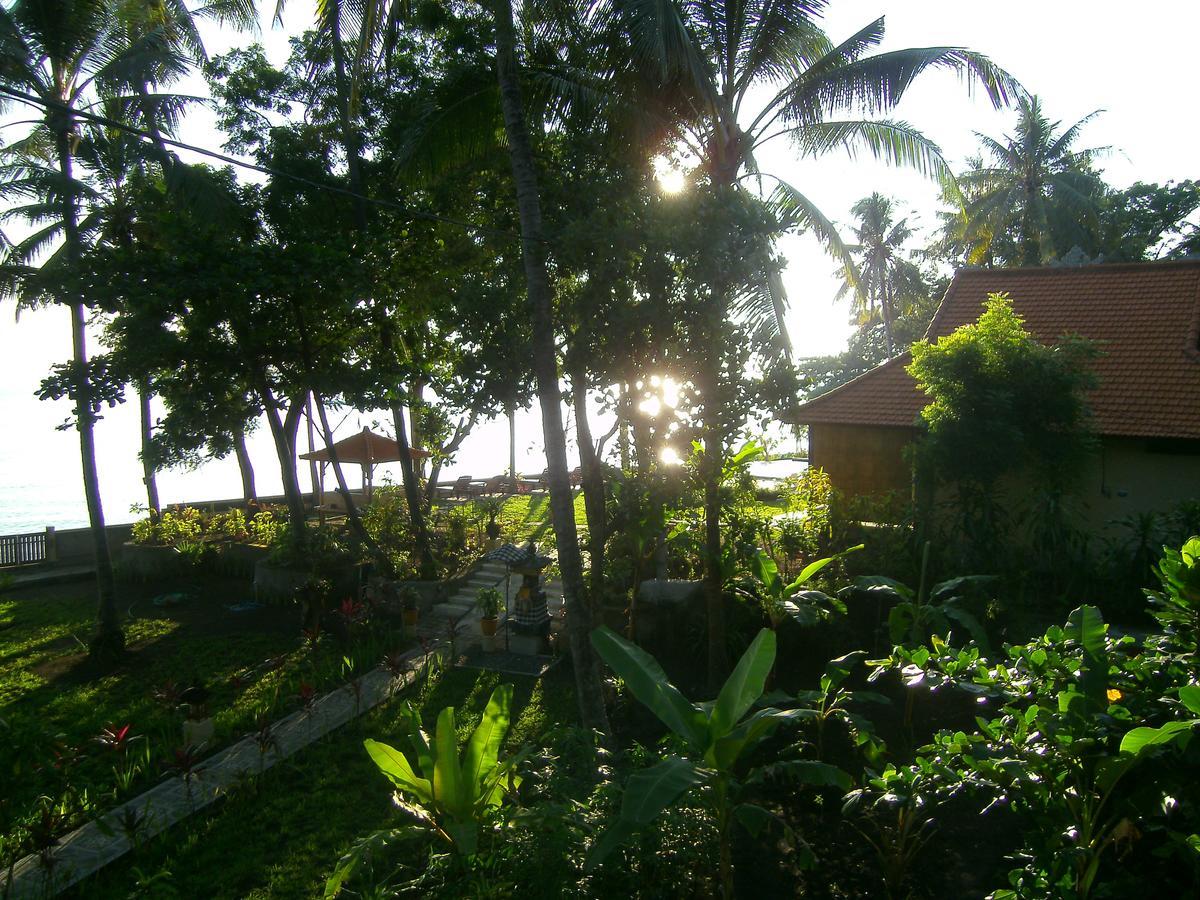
[247,507,283,546]
[207,508,249,542]
[130,507,204,547]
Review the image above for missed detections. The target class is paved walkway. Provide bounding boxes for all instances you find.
[1,564,95,591]
[0,641,441,899]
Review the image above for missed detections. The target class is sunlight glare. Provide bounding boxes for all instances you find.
[639,396,663,418]
[661,377,679,409]
[653,156,687,194]
[661,447,682,466]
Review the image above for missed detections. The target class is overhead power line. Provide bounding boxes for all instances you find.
[0,84,535,245]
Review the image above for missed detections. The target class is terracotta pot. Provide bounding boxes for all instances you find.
[480,616,498,636]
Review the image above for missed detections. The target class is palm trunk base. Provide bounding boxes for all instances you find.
[88,626,126,664]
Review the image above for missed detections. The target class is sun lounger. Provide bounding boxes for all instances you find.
[433,475,477,499]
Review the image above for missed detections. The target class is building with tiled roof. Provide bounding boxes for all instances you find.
[787,260,1200,530]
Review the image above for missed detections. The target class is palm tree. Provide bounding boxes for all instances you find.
[603,1,1019,684]
[270,0,439,577]
[491,0,611,732]
[949,95,1106,266]
[0,0,181,659]
[835,192,927,356]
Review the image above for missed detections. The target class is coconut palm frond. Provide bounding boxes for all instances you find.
[610,0,718,106]
[788,118,953,182]
[397,85,506,185]
[192,0,259,33]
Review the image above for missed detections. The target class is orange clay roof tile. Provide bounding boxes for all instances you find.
[791,261,1200,439]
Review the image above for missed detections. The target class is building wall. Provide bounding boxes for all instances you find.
[808,424,917,499]
[810,424,1200,537]
[1075,437,1200,536]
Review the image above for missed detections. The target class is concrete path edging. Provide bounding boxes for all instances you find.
[0,642,445,899]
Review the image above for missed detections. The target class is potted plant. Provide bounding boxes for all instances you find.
[478,496,504,543]
[180,683,214,747]
[477,586,502,635]
[401,586,420,628]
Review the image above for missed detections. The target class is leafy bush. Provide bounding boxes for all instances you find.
[130,507,203,547]
[869,574,1200,899]
[908,294,1098,567]
[327,685,525,895]
[206,508,249,542]
[589,626,851,896]
[246,507,283,546]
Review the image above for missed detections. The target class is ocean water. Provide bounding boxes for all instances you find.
[0,306,805,535]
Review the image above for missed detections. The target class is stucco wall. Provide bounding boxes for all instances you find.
[809,424,917,499]
[1075,438,1200,535]
[810,424,1200,536]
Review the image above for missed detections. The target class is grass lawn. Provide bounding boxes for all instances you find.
[73,662,576,898]
[0,575,408,867]
[439,492,588,549]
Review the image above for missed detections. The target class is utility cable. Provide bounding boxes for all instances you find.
[0,84,538,245]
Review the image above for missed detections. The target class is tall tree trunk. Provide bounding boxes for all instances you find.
[408,376,427,478]
[618,382,631,470]
[391,401,436,578]
[699,334,729,693]
[423,413,477,506]
[507,399,517,477]
[376,316,436,577]
[572,374,607,591]
[235,430,257,504]
[311,390,386,563]
[1021,180,1040,266]
[260,385,309,537]
[55,121,123,660]
[493,0,609,733]
[881,282,895,358]
[139,389,161,518]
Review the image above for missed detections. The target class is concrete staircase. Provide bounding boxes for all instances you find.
[420,558,566,649]
[419,559,510,641]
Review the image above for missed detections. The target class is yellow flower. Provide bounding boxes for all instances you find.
[1107,688,1123,703]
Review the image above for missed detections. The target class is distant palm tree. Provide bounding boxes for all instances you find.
[606,1,1019,354]
[604,0,1019,685]
[949,95,1106,266]
[835,193,927,356]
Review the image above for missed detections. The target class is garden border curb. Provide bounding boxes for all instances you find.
[1,641,445,899]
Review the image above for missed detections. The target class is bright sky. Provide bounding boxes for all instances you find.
[2,1,1197,529]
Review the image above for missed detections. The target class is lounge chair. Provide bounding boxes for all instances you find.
[519,469,550,492]
[440,475,474,499]
[479,475,507,495]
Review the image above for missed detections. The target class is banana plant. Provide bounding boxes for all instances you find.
[359,684,522,857]
[745,545,863,628]
[587,627,850,898]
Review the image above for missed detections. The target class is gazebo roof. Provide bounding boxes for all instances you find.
[299,427,431,465]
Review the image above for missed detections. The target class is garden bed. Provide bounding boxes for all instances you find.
[66,664,577,898]
[0,576,410,871]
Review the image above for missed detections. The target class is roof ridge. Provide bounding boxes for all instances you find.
[954,259,1200,278]
[792,262,1200,439]
[923,273,959,340]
